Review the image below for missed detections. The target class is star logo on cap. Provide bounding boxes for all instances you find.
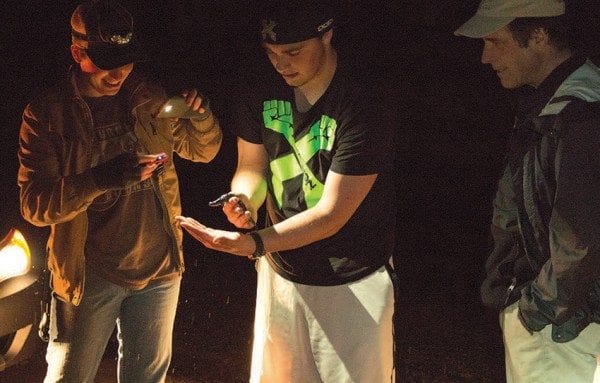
[110,32,133,45]
[261,19,277,42]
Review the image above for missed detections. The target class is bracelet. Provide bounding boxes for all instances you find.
[248,231,266,260]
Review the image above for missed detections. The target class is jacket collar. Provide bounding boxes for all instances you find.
[516,54,587,121]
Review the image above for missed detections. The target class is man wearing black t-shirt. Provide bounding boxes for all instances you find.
[177,1,395,381]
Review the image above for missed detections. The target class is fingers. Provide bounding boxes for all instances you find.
[137,153,169,180]
[175,216,223,250]
[137,154,160,165]
[139,165,156,181]
[175,216,250,256]
[175,215,205,228]
[182,88,207,114]
[182,89,197,105]
[175,216,209,244]
[222,197,255,229]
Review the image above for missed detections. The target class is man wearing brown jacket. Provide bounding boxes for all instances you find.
[18,1,221,381]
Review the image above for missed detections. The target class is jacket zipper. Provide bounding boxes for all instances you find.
[504,277,517,307]
[151,175,182,273]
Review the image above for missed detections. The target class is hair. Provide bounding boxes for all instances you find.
[507,15,573,51]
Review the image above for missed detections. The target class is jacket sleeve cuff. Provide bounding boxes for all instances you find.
[70,170,109,198]
[517,300,549,333]
[190,112,218,133]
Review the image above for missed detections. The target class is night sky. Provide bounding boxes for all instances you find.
[2,1,600,381]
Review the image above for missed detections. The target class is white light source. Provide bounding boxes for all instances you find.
[0,229,31,283]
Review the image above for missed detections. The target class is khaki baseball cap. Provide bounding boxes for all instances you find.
[454,0,565,38]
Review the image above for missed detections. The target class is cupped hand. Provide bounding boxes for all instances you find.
[175,216,254,257]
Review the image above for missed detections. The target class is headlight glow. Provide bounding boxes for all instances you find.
[0,229,32,282]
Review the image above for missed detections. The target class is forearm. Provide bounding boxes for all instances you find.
[230,138,269,215]
[256,172,377,253]
[173,114,222,162]
[18,113,105,226]
[19,170,104,226]
[230,166,267,214]
[258,203,343,252]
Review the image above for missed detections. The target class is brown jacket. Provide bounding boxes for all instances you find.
[18,69,222,305]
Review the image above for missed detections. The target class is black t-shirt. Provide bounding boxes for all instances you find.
[83,94,176,289]
[234,62,396,285]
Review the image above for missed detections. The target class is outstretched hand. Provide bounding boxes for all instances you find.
[175,216,255,257]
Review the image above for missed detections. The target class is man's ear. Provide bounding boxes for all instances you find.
[70,44,84,63]
[529,27,549,48]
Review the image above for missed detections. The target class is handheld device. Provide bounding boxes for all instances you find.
[154,153,168,164]
[155,95,210,120]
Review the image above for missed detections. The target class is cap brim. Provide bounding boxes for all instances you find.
[454,15,514,38]
[87,39,146,70]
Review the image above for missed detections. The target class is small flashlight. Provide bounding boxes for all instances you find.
[155,95,210,120]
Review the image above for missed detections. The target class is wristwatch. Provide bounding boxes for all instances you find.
[248,231,266,260]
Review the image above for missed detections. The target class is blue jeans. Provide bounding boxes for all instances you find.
[44,269,181,383]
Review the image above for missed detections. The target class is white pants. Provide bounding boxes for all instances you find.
[501,302,600,383]
[250,258,395,383]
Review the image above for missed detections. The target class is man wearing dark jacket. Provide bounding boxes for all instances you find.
[455,0,600,382]
[18,1,221,381]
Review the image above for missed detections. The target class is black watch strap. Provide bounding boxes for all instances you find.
[249,231,266,260]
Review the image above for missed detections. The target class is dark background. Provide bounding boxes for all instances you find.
[2,1,600,382]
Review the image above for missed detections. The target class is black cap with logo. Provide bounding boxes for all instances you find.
[259,0,335,45]
[71,0,145,70]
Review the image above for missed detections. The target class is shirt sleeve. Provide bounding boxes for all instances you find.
[232,95,264,145]
[329,92,394,176]
[18,100,105,226]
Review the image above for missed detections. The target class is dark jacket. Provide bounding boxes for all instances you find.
[18,68,222,305]
[481,56,600,342]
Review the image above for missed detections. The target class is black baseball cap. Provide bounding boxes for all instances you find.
[259,0,335,45]
[71,0,145,70]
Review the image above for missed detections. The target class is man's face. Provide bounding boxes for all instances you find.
[481,25,543,89]
[72,45,134,97]
[263,34,329,88]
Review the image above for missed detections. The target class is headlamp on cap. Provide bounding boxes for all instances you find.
[71,0,144,70]
[71,29,133,46]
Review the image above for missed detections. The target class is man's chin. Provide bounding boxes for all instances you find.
[281,75,302,87]
[100,86,122,96]
[282,78,296,86]
[498,78,518,90]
